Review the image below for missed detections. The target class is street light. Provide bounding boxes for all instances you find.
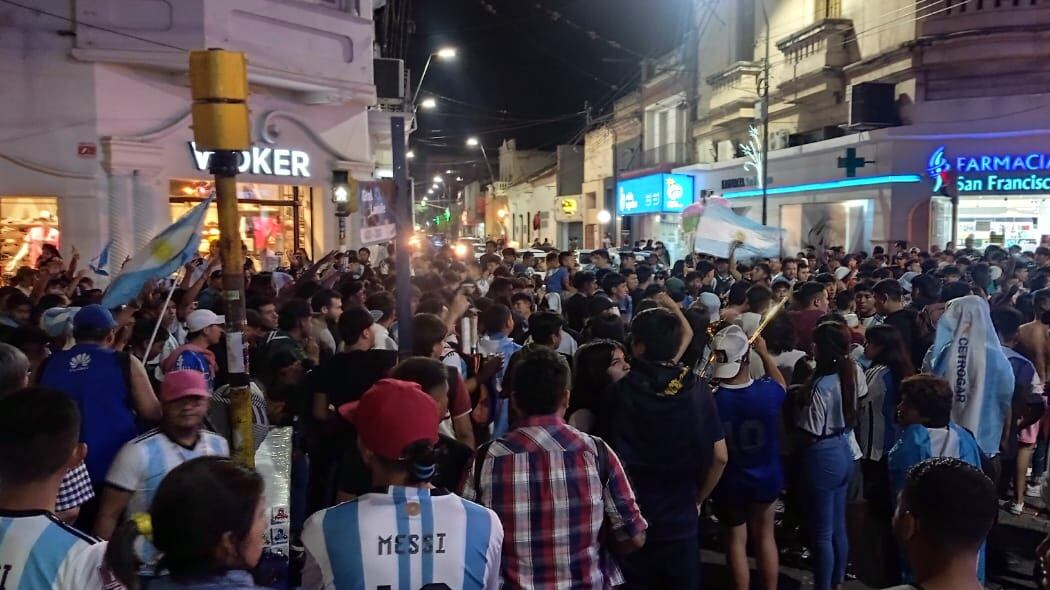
[433,175,443,183]
[597,209,612,224]
[413,46,457,103]
[467,137,496,184]
[445,169,454,174]
[419,97,437,110]
[406,150,415,159]
[431,183,439,190]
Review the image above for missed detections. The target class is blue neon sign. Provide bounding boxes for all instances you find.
[929,145,1050,194]
[722,175,922,198]
[616,173,695,214]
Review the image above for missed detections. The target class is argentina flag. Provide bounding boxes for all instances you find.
[927,295,1015,455]
[691,202,784,260]
[101,196,213,308]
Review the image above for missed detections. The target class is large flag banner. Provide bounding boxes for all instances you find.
[101,196,213,308]
[691,202,783,260]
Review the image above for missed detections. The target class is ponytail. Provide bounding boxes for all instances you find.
[403,440,439,484]
[837,353,857,426]
[104,513,153,590]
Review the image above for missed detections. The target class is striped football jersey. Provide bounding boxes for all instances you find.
[0,510,117,590]
[302,487,502,590]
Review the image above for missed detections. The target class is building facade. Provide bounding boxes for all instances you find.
[0,0,378,274]
[670,0,1050,253]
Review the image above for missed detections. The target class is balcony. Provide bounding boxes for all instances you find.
[71,0,376,105]
[775,19,854,101]
[700,62,761,128]
[642,142,687,167]
[921,0,1050,36]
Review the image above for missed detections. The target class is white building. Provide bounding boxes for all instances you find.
[670,0,1050,253]
[0,0,380,273]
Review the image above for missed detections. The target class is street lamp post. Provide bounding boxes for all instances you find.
[467,137,496,184]
[413,47,456,104]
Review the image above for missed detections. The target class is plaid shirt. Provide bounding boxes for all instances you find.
[463,416,647,590]
[56,462,94,512]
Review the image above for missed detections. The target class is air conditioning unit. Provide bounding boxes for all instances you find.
[374,58,405,102]
[848,82,899,129]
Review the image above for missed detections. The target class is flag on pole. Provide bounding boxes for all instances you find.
[691,202,783,260]
[101,196,213,308]
[89,240,113,276]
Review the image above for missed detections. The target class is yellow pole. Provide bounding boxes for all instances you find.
[189,49,254,466]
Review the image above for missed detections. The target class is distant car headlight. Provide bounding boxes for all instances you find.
[454,243,468,257]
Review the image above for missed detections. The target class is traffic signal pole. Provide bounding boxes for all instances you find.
[189,49,254,467]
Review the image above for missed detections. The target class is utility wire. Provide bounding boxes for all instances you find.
[0,0,189,51]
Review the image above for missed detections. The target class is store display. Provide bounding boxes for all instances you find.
[0,198,59,272]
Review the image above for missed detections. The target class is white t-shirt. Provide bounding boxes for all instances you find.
[795,363,868,450]
[0,511,114,590]
[302,487,503,590]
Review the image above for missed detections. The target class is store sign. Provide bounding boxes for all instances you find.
[189,142,311,178]
[554,197,581,222]
[928,145,1050,194]
[616,173,695,215]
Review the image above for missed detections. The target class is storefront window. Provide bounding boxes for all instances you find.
[1,196,59,272]
[169,180,313,272]
[956,196,1048,250]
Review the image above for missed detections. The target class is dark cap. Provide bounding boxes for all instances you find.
[338,306,375,343]
[73,304,117,331]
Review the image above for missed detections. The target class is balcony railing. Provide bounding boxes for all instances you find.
[641,142,687,167]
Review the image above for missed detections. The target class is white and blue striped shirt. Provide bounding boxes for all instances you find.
[302,487,503,590]
[0,510,115,590]
[105,428,228,572]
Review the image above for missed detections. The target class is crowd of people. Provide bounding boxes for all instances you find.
[1,234,1048,589]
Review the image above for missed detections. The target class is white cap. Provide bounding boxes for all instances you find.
[735,312,762,339]
[989,265,1003,281]
[699,292,721,321]
[834,266,852,281]
[186,309,225,332]
[898,271,919,293]
[711,324,750,380]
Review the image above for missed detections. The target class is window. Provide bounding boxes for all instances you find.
[815,0,842,19]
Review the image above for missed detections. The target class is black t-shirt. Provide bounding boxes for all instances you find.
[883,308,925,369]
[308,350,400,409]
[339,434,474,496]
[602,360,725,542]
[564,293,591,332]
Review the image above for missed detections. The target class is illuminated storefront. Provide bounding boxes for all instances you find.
[0,196,59,271]
[616,173,695,258]
[169,180,315,271]
[927,144,1050,249]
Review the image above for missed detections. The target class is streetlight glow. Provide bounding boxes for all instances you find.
[406,150,415,159]
[456,176,464,182]
[433,175,444,183]
[466,137,479,147]
[445,169,454,174]
[432,183,439,190]
[436,47,457,59]
[597,209,612,224]
[419,97,437,110]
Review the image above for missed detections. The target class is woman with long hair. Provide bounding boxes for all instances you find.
[568,339,630,433]
[794,322,867,590]
[106,457,269,589]
[857,324,916,583]
[858,325,916,467]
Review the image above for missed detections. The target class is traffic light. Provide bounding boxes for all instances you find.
[332,170,358,216]
[189,50,250,151]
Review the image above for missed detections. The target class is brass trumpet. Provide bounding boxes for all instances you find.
[695,296,788,381]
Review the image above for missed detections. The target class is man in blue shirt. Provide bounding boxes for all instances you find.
[161,308,224,390]
[39,305,161,495]
[709,325,787,590]
[478,304,521,437]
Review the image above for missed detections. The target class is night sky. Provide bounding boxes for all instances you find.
[407,0,690,169]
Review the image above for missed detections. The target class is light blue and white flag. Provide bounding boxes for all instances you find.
[101,196,213,308]
[927,295,1015,455]
[89,240,112,276]
[691,203,783,260]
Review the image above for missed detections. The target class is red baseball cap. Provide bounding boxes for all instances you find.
[339,379,439,461]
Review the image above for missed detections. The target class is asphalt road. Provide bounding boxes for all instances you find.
[694,501,1050,589]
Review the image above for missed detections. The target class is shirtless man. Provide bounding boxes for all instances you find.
[1018,288,1050,384]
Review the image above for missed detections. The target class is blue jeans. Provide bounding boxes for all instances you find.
[801,434,854,590]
